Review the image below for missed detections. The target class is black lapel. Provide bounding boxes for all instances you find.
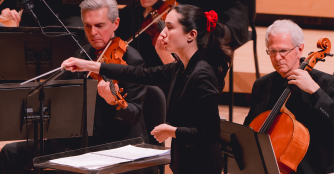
[170,51,203,108]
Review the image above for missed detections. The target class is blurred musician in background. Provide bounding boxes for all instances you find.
[175,0,250,49]
[117,0,176,68]
[0,0,83,27]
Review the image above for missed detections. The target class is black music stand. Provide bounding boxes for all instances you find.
[33,137,171,174]
[0,26,86,81]
[0,79,96,141]
[219,119,280,174]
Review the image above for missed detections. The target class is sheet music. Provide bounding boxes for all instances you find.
[50,153,131,170]
[49,145,170,170]
[92,145,170,160]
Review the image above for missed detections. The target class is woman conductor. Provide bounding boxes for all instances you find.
[62,4,232,174]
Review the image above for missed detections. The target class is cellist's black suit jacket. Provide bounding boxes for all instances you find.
[99,50,223,174]
[244,70,334,174]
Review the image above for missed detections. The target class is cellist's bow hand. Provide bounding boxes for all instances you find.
[61,57,101,73]
[286,69,320,94]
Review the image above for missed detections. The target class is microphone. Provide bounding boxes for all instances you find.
[17,0,38,22]
[27,68,66,97]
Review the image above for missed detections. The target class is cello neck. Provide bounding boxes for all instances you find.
[259,84,293,133]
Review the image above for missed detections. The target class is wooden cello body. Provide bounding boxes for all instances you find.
[249,37,333,174]
[249,110,309,173]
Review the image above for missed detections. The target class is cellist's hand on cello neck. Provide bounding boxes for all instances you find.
[286,69,320,94]
[61,57,101,73]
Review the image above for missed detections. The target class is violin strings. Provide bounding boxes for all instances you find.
[109,80,119,99]
[158,20,165,31]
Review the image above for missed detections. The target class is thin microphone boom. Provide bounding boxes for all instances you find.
[17,0,38,22]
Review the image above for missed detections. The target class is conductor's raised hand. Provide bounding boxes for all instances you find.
[155,33,175,64]
[61,57,101,73]
[151,124,176,143]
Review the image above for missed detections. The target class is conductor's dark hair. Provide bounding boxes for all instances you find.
[173,4,233,92]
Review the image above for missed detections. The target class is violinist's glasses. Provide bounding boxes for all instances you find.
[266,45,299,57]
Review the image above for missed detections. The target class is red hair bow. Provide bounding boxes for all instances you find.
[204,10,218,32]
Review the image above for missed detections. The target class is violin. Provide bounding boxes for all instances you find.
[249,38,333,174]
[126,0,177,45]
[88,37,128,110]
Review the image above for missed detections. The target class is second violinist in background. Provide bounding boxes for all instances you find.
[0,1,149,174]
[243,19,334,174]
[0,8,21,27]
[117,0,175,68]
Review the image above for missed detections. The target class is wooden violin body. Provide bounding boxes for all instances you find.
[90,37,128,110]
[249,37,332,174]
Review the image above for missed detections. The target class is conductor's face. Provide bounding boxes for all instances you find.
[82,7,120,50]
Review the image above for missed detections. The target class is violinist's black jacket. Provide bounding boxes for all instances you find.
[244,70,334,174]
[99,50,223,174]
[73,44,148,142]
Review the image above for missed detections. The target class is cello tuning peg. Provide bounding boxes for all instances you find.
[119,88,124,93]
[316,58,325,62]
[299,57,306,63]
[325,53,333,57]
[123,93,127,98]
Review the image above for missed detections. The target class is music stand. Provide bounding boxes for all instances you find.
[219,119,280,174]
[0,79,96,141]
[0,26,86,81]
[33,137,171,174]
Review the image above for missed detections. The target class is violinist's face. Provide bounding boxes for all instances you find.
[268,32,304,78]
[140,0,158,8]
[82,7,119,50]
[160,10,195,54]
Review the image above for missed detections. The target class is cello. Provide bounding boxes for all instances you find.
[249,37,333,174]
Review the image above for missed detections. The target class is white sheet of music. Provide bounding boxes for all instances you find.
[50,153,131,170]
[92,145,170,160]
[49,145,169,169]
